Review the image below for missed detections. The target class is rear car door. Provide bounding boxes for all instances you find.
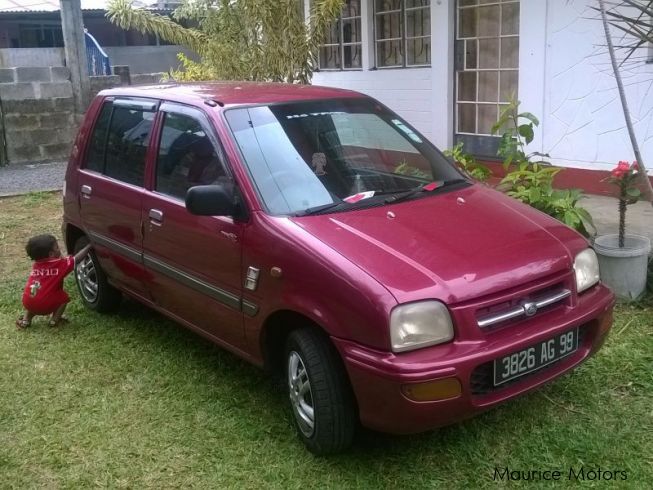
[77,98,158,300]
[141,103,246,351]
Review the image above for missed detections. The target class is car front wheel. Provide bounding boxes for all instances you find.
[285,327,356,455]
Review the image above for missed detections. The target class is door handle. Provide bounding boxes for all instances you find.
[149,208,164,223]
[81,185,92,198]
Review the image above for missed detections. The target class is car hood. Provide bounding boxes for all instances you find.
[290,184,584,304]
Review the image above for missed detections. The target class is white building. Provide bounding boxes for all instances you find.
[310,0,653,190]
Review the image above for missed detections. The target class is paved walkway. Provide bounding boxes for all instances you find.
[0,161,651,245]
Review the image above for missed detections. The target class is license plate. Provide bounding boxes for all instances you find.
[493,328,579,386]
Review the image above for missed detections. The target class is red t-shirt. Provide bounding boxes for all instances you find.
[22,256,75,315]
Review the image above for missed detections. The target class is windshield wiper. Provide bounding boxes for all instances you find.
[295,201,348,216]
[384,179,469,205]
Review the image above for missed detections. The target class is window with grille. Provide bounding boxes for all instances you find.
[455,0,519,155]
[318,0,363,70]
[375,0,431,68]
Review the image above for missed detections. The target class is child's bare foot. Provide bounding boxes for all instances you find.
[16,316,31,330]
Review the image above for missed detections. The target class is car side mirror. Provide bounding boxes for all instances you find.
[185,184,246,220]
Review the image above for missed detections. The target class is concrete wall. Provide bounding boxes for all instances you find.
[0,66,164,164]
[0,67,75,163]
[0,48,64,68]
[0,46,194,74]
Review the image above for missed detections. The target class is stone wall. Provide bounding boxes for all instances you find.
[0,66,165,165]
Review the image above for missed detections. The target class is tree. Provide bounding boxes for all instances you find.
[106,0,344,84]
[596,0,653,202]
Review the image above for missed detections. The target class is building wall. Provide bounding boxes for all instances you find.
[314,68,435,141]
[536,0,653,174]
[312,0,653,175]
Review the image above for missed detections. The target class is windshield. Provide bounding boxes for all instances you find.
[225,98,464,215]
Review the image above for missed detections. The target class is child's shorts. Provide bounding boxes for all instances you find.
[22,291,70,315]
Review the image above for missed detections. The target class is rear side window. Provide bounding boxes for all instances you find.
[83,99,155,187]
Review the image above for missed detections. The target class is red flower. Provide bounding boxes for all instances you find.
[611,161,631,178]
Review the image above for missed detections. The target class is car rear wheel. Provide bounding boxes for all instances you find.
[285,327,356,455]
[74,237,121,312]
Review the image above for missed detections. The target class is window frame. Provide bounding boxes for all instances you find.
[374,0,431,69]
[152,102,233,202]
[317,0,363,71]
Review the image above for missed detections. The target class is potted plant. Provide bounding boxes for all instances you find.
[593,161,651,300]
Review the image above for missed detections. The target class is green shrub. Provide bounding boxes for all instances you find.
[444,142,492,182]
[491,99,595,237]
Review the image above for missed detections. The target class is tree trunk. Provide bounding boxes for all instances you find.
[598,0,653,204]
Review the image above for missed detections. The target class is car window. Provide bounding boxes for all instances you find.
[85,102,112,172]
[101,105,155,187]
[155,112,228,200]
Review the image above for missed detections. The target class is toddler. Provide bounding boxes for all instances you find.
[17,234,91,329]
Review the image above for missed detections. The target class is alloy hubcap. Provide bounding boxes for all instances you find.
[288,351,314,437]
[76,255,98,303]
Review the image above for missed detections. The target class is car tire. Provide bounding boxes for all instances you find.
[74,237,121,312]
[285,327,356,455]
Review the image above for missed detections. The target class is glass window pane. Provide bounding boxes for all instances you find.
[458,72,476,102]
[478,71,499,102]
[343,43,362,69]
[458,104,476,133]
[376,0,401,12]
[459,7,476,38]
[501,3,520,35]
[478,104,498,135]
[406,7,430,38]
[501,37,519,69]
[478,38,499,68]
[377,40,403,66]
[406,0,430,8]
[342,18,361,43]
[324,20,340,44]
[343,0,361,17]
[156,113,225,200]
[376,11,402,40]
[104,106,153,187]
[477,5,500,37]
[85,102,112,172]
[460,0,476,6]
[500,70,518,102]
[319,45,341,69]
[407,37,430,65]
[465,39,477,69]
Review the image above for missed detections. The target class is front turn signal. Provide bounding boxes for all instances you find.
[401,377,462,402]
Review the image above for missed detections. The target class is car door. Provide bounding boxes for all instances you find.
[78,98,158,300]
[141,103,246,351]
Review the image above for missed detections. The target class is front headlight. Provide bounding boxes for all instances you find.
[390,301,454,353]
[574,248,600,293]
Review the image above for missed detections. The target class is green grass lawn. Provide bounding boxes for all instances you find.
[1,192,651,488]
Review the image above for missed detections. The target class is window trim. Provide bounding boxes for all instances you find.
[374,0,431,69]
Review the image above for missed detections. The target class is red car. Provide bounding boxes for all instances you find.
[62,82,615,454]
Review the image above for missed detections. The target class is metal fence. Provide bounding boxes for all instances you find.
[85,30,111,76]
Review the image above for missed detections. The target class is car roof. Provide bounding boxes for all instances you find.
[98,81,364,107]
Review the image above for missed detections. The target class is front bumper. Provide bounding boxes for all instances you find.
[333,284,615,434]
